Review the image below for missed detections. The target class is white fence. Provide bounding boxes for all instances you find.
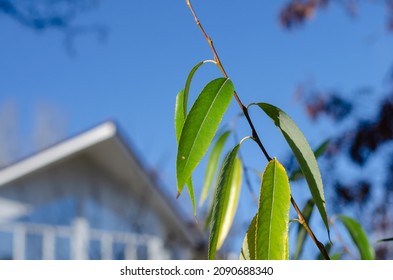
[0,219,169,260]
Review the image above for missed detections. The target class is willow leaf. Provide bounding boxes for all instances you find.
[186,179,196,217]
[217,157,242,249]
[204,198,214,231]
[294,199,315,259]
[177,78,234,193]
[240,215,257,260]
[290,139,330,181]
[175,90,196,215]
[208,144,241,260]
[338,215,375,260]
[175,89,185,143]
[199,130,231,207]
[253,103,329,234]
[176,60,216,140]
[182,60,216,117]
[255,158,290,260]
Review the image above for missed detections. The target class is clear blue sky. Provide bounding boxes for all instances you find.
[1,0,392,257]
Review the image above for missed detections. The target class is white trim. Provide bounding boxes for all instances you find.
[0,122,116,186]
[0,121,204,250]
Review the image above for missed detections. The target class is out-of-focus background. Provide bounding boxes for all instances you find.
[0,0,392,259]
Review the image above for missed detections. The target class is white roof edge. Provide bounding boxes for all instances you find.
[0,121,117,186]
[0,121,205,248]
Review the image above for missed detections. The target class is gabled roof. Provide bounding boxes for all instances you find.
[0,121,204,248]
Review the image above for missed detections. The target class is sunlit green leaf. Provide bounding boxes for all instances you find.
[208,144,242,260]
[338,215,375,260]
[255,158,290,260]
[218,157,242,249]
[186,179,196,217]
[175,89,185,143]
[240,215,257,260]
[204,198,214,231]
[175,60,217,141]
[182,60,216,116]
[253,103,329,235]
[290,139,330,181]
[177,78,234,194]
[330,253,343,260]
[293,199,315,259]
[200,130,231,207]
[175,90,196,215]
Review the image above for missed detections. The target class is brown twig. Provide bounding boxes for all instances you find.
[186,0,272,162]
[185,0,330,260]
[291,196,330,260]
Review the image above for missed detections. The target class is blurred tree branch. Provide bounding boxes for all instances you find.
[280,0,393,259]
[0,0,107,53]
[280,0,393,31]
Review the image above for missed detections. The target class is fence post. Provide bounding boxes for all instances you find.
[42,227,55,260]
[13,224,26,260]
[71,217,89,259]
[100,233,113,260]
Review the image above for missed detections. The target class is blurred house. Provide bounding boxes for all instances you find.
[0,121,205,260]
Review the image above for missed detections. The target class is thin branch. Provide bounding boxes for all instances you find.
[291,196,330,260]
[186,0,272,162]
[185,0,330,260]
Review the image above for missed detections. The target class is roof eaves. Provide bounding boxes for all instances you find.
[0,122,116,186]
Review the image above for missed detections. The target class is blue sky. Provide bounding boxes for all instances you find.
[1,0,392,257]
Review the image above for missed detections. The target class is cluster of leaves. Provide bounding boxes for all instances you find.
[174,60,331,259]
[304,92,393,165]
[175,1,393,260]
[280,0,328,28]
[174,60,392,260]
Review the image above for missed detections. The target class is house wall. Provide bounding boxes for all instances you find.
[0,154,193,259]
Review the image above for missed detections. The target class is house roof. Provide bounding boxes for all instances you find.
[0,121,205,249]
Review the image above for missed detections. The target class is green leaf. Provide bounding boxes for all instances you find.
[240,215,257,260]
[253,103,329,234]
[177,78,234,194]
[182,60,216,117]
[199,130,231,207]
[175,60,218,204]
[293,199,315,259]
[175,89,185,143]
[204,198,214,231]
[338,215,375,260]
[175,60,217,142]
[186,179,196,217]
[218,157,242,249]
[208,145,242,260]
[175,90,196,215]
[330,253,343,260]
[255,158,291,260]
[290,139,330,181]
